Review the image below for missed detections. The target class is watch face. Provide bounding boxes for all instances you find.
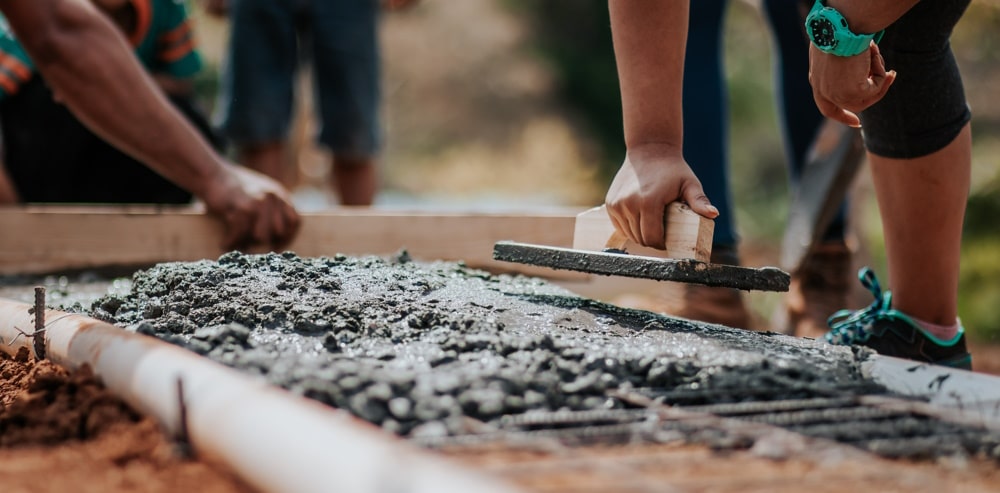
[809,17,838,49]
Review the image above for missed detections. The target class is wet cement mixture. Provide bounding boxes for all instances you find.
[0,349,254,493]
[75,251,1000,464]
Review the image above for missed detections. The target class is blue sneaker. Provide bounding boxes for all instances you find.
[824,267,972,370]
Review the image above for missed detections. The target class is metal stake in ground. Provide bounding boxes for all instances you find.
[175,377,194,458]
[31,286,46,359]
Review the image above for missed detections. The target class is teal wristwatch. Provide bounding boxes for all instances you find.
[805,0,884,57]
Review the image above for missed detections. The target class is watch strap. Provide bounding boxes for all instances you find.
[807,0,886,57]
[831,29,877,57]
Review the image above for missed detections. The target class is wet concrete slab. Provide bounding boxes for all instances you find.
[5,252,998,463]
[79,252,867,436]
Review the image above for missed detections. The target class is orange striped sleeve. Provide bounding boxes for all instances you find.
[159,20,192,45]
[158,38,196,63]
[0,71,19,95]
[0,51,30,81]
[127,0,153,47]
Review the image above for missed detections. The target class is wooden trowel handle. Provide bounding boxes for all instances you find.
[575,202,714,262]
[605,230,630,252]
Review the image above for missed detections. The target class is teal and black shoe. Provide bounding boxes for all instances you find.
[824,267,972,371]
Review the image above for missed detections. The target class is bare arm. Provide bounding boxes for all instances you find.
[3,0,220,198]
[609,1,687,151]
[604,1,717,249]
[0,0,299,248]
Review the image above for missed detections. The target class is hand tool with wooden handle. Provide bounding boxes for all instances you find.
[493,202,790,292]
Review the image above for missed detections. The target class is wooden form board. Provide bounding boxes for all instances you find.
[0,206,587,278]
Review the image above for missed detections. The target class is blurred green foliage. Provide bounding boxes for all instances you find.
[504,0,625,184]
[961,176,1000,341]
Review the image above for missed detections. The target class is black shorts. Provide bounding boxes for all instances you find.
[858,0,972,159]
[1,78,222,204]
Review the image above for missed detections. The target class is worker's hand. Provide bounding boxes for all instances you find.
[605,144,718,250]
[201,163,301,251]
[201,0,229,17]
[809,41,896,128]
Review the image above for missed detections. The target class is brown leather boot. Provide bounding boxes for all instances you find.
[614,246,753,329]
[670,246,753,329]
[671,284,754,329]
[777,241,852,338]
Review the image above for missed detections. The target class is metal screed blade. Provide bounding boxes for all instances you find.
[493,241,790,292]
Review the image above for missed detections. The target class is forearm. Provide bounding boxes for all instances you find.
[826,0,919,34]
[2,0,223,199]
[608,1,689,151]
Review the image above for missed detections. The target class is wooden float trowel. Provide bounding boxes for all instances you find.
[493,202,790,292]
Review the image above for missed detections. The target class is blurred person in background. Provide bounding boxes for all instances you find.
[0,0,299,250]
[204,0,417,206]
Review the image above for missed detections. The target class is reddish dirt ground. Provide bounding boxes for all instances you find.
[0,350,255,493]
[968,342,1000,376]
[447,441,1000,493]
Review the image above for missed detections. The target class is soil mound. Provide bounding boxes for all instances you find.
[0,351,254,492]
[1,350,137,447]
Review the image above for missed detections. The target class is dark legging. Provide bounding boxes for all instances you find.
[858,0,972,158]
[683,0,845,250]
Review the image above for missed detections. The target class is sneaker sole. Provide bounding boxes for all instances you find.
[936,352,973,371]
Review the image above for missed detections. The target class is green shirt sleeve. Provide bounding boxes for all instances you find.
[0,18,36,102]
[153,0,203,79]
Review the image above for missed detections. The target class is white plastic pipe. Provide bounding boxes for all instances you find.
[864,355,1000,428]
[0,298,520,493]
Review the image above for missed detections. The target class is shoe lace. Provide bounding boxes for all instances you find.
[824,267,893,345]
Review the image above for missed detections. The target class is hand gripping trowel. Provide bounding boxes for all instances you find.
[493,202,790,292]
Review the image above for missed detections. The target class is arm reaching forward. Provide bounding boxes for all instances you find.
[0,0,299,250]
[605,1,717,250]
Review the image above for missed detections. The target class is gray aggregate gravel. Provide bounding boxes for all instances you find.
[85,251,876,437]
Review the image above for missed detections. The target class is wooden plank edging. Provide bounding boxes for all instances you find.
[0,206,584,278]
